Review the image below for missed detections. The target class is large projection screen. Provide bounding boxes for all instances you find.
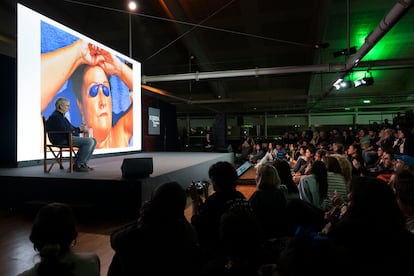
[17,4,142,162]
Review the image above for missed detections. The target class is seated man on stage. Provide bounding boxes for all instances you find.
[46,97,97,172]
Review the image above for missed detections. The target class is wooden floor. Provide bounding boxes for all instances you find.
[0,184,256,276]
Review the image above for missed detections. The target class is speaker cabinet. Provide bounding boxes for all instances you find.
[121,157,153,179]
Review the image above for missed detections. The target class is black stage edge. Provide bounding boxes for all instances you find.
[0,152,234,220]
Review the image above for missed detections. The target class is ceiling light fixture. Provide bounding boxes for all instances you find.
[333,77,353,90]
[314,42,330,49]
[354,71,374,87]
[333,46,356,58]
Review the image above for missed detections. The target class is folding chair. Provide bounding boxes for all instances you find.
[42,115,78,173]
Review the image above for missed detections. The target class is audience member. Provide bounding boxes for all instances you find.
[256,142,276,168]
[290,145,306,168]
[274,140,289,161]
[249,164,287,240]
[322,155,348,199]
[365,146,385,175]
[108,181,201,276]
[377,128,395,153]
[357,128,371,150]
[327,176,414,275]
[330,142,344,154]
[346,142,365,176]
[318,130,330,147]
[273,159,299,201]
[330,128,344,145]
[200,200,272,276]
[250,142,265,164]
[314,148,327,161]
[292,145,315,184]
[328,153,353,187]
[393,170,414,233]
[367,150,394,183]
[389,154,414,190]
[240,137,254,161]
[309,130,320,148]
[18,202,100,276]
[342,129,355,149]
[361,128,380,168]
[297,160,330,211]
[393,127,414,157]
[190,161,248,261]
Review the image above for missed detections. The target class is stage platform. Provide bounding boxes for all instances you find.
[0,152,234,219]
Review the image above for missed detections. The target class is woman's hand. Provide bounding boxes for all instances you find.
[78,40,105,65]
[97,48,123,76]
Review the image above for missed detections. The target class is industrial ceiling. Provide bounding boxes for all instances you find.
[1,0,414,117]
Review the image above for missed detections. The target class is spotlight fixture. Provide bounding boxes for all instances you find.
[354,72,374,87]
[333,78,353,90]
[333,46,357,58]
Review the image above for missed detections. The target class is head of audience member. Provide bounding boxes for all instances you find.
[273,159,299,194]
[347,142,362,158]
[29,202,79,276]
[139,181,187,225]
[393,154,414,173]
[394,171,414,229]
[323,155,343,174]
[255,164,281,191]
[310,160,328,199]
[381,151,394,170]
[331,142,344,154]
[314,149,327,161]
[328,153,353,186]
[297,145,308,158]
[30,202,78,255]
[305,145,316,161]
[274,139,285,149]
[208,161,238,192]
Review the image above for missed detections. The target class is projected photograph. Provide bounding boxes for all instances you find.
[17,4,142,162]
[41,22,133,149]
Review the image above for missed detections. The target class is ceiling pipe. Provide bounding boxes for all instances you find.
[142,58,414,83]
[143,64,342,83]
[345,0,414,72]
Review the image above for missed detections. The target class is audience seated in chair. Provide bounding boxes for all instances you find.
[326,176,414,275]
[17,202,100,276]
[108,181,202,276]
[249,164,287,240]
[190,161,248,262]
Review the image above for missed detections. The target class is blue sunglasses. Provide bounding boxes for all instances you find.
[89,83,110,97]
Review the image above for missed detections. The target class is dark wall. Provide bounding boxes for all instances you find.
[212,112,228,152]
[142,93,179,152]
[0,54,17,167]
